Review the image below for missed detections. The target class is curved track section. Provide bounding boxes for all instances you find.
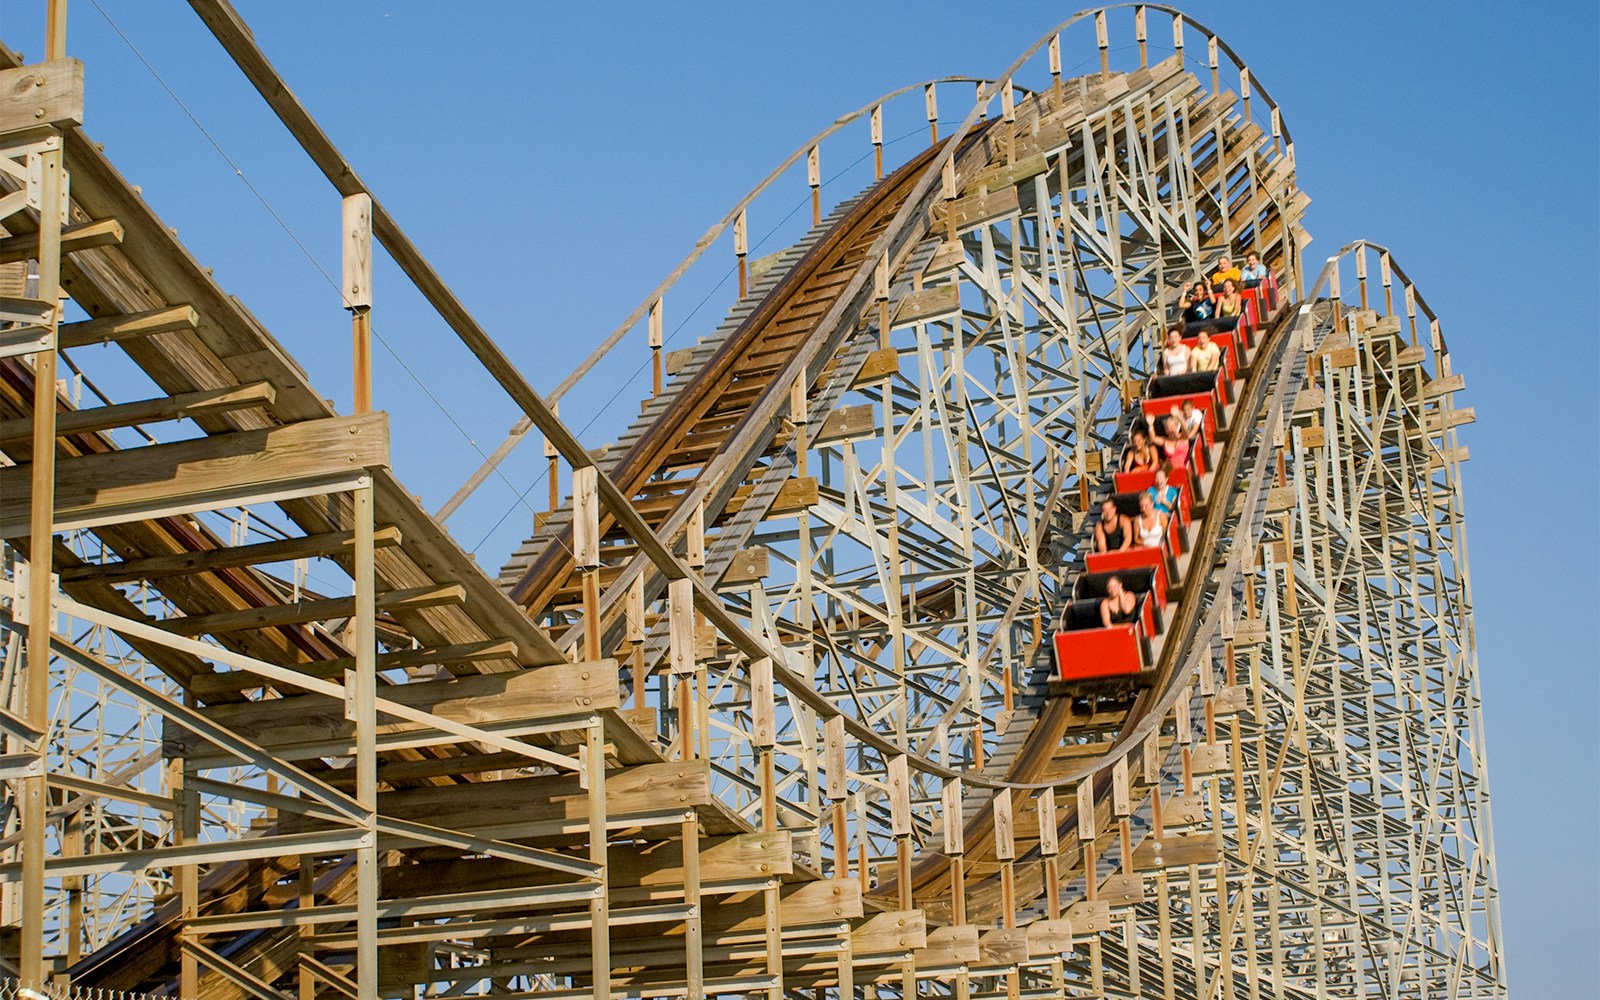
[0,5,1501,999]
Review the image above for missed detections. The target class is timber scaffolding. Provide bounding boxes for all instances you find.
[0,3,1503,1000]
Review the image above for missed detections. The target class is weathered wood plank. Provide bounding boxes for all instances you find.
[284,758,702,833]
[0,382,275,444]
[188,636,515,697]
[59,524,402,585]
[890,286,960,327]
[57,304,198,349]
[934,184,1020,231]
[1026,918,1075,955]
[813,404,875,445]
[0,59,84,130]
[852,346,900,384]
[1423,372,1465,399]
[851,910,926,955]
[157,582,463,637]
[0,218,123,265]
[0,412,389,538]
[167,659,617,758]
[1133,831,1220,869]
[915,925,979,966]
[381,831,795,898]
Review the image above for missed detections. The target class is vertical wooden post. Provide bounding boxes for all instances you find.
[587,718,611,1000]
[925,83,939,145]
[995,787,1019,1000]
[626,575,645,709]
[177,747,200,999]
[545,402,560,515]
[573,466,601,662]
[63,807,81,965]
[668,578,695,757]
[1355,247,1370,311]
[735,209,749,297]
[807,145,821,226]
[298,858,317,1000]
[649,298,664,396]
[340,188,379,1000]
[1095,10,1110,77]
[21,5,68,984]
[824,715,847,876]
[871,104,883,180]
[1136,5,1149,67]
[1049,34,1062,102]
[343,193,373,411]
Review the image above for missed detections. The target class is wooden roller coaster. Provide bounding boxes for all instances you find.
[0,3,1502,999]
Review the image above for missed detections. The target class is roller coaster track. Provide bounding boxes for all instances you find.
[0,4,1502,999]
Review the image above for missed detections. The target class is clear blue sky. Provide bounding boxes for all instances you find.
[6,1,1596,993]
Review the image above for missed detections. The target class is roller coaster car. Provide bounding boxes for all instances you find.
[1183,313,1240,339]
[1112,469,1193,526]
[1086,547,1171,610]
[1108,489,1187,556]
[1050,590,1157,689]
[1074,568,1160,628]
[1181,332,1238,382]
[1241,269,1280,315]
[1146,372,1223,438]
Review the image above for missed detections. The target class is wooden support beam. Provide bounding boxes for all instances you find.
[156,582,464,637]
[0,412,389,538]
[0,59,85,130]
[278,760,711,840]
[0,381,276,444]
[166,659,619,760]
[186,636,514,697]
[0,218,123,265]
[58,304,199,349]
[58,524,402,585]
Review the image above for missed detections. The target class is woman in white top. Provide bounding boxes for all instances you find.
[1134,491,1167,549]
[1160,326,1190,376]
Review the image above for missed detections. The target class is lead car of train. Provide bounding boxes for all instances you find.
[1049,269,1278,698]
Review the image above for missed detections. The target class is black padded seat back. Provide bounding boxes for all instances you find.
[1074,567,1157,600]
[1149,370,1219,400]
[1111,492,1143,518]
[1183,314,1240,335]
[1062,599,1105,631]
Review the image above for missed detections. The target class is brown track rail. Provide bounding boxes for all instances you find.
[506,139,956,617]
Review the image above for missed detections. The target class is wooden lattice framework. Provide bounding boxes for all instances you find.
[0,4,1501,998]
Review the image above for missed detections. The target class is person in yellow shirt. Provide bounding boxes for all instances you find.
[1209,255,1242,288]
[1190,328,1222,371]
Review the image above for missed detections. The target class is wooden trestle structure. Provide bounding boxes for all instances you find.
[0,3,1503,998]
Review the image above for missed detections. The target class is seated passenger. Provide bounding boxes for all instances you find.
[1215,279,1244,318]
[1209,255,1242,287]
[1241,251,1267,284]
[1181,281,1215,323]
[1121,428,1159,473]
[1146,465,1180,517]
[1133,492,1168,550]
[1160,325,1191,376]
[1099,574,1139,627]
[1093,498,1133,553]
[1179,399,1204,441]
[1151,414,1192,471]
[1189,328,1222,372]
